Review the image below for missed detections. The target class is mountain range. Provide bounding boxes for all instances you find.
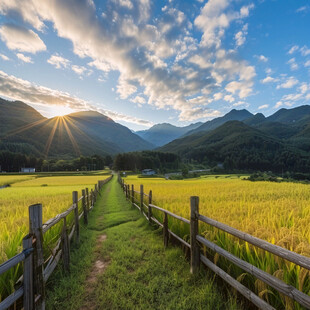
[1,97,310,172]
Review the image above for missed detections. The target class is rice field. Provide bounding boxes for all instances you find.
[125,175,310,309]
[0,172,111,301]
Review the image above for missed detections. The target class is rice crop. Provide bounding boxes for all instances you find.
[125,175,310,309]
[0,173,111,301]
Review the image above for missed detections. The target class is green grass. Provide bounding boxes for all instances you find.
[46,175,241,310]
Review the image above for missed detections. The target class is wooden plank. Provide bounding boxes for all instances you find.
[131,184,134,205]
[148,190,152,223]
[0,287,24,310]
[68,224,75,242]
[78,211,84,221]
[190,196,200,274]
[43,250,62,283]
[140,185,143,213]
[168,229,190,249]
[82,189,88,225]
[90,189,94,208]
[23,234,34,310]
[86,188,90,210]
[133,202,141,211]
[0,252,25,276]
[73,191,79,243]
[198,214,310,271]
[151,216,163,228]
[29,203,45,310]
[62,217,70,273]
[149,204,190,224]
[196,235,310,309]
[200,255,275,310]
[163,212,169,248]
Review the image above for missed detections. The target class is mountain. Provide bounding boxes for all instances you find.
[159,120,309,172]
[135,122,202,147]
[0,98,153,157]
[265,105,310,124]
[185,109,253,136]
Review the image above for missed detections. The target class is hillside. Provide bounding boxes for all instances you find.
[136,122,202,146]
[0,98,153,157]
[185,109,253,136]
[159,121,310,172]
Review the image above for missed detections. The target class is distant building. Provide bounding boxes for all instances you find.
[21,168,36,173]
[142,169,156,176]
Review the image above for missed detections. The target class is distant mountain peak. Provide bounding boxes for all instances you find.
[68,110,114,122]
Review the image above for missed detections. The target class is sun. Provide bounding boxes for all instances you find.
[49,105,74,117]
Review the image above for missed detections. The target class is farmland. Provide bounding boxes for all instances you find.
[0,172,111,300]
[125,175,310,308]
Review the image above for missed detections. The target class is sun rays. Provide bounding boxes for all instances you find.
[0,114,95,158]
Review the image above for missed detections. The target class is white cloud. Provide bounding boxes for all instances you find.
[287,58,298,71]
[235,24,248,47]
[258,104,268,110]
[88,59,116,73]
[224,94,235,103]
[233,101,249,108]
[0,53,9,61]
[130,95,146,104]
[300,46,310,56]
[16,53,33,63]
[260,76,277,84]
[255,54,268,62]
[0,70,152,126]
[0,24,46,53]
[274,101,282,109]
[296,6,309,13]
[117,76,137,99]
[305,60,310,67]
[71,65,87,75]
[276,77,299,89]
[288,45,299,54]
[47,54,70,69]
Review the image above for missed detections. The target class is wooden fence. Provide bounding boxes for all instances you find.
[118,175,310,310]
[0,175,112,310]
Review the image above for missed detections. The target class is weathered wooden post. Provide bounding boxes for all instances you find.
[61,217,70,272]
[23,234,34,310]
[190,196,200,274]
[82,189,88,225]
[127,185,130,200]
[72,191,79,243]
[97,181,101,192]
[131,184,134,205]
[148,190,152,223]
[90,189,94,208]
[140,184,144,213]
[163,212,169,247]
[125,184,128,199]
[29,203,45,310]
[86,188,90,210]
[95,184,98,200]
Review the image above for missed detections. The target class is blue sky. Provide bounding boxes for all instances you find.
[0,0,309,131]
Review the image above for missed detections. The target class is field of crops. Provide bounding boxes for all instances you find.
[125,175,310,309]
[0,172,111,300]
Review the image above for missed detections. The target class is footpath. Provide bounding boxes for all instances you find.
[46,175,240,310]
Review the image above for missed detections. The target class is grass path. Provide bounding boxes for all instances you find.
[46,175,240,310]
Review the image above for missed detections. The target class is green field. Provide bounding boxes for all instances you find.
[0,171,111,301]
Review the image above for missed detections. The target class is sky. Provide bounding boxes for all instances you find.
[0,0,309,131]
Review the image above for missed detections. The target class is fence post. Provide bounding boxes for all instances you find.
[82,189,88,225]
[148,190,152,223]
[163,212,169,247]
[72,191,79,243]
[125,184,128,199]
[61,217,70,272]
[23,234,34,310]
[190,196,200,274]
[29,203,45,310]
[90,189,94,208]
[86,188,90,210]
[131,184,134,205]
[140,185,144,213]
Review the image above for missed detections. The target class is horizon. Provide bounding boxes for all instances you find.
[0,1,310,131]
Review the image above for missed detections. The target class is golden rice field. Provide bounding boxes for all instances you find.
[0,173,111,301]
[0,175,36,187]
[125,175,310,309]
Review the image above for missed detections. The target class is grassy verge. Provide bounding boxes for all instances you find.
[46,175,241,310]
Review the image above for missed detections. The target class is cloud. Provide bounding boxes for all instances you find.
[287,58,298,71]
[71,65,87,75]
[195,0,254,47]
[296,6,309,13]
[16,53,33,63]
[255,54,268,62]
[233,101,249,108]
[130,95,146,104]
[0,53,9,61]
[47,54,70,69]
[0,70,152,126]
[0,24,46,53]
[288,45,299,54]
[305,60,310,67]
[258,104,268,110]
[276,76,299,89]
[235,24,248,47]
[260,76,277,84]
[300,46,310,56]
[0,0,256,122]
[224,94,235,103]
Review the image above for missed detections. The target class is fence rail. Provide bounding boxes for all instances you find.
[0,175,112,310]
[118,175,310,310]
